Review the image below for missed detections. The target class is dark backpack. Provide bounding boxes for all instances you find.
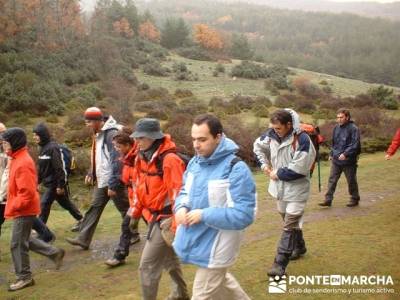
[152,150,192,178]
[59,144,75,176]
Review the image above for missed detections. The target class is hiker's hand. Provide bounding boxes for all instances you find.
[175,207,188,226]
[385,154,391,160]
[56,188,65,195]
[338,153,346,161]
[85,175,94,186]
[186,209,202,226]
[269,169,279,181]
[263,166,271,176]
[108,189,116,197]
[328,156,332,161]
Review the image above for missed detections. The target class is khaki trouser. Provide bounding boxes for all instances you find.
[192,267,251,300]
[139,225,188,300]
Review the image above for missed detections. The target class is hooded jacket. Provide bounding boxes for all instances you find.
[173,136,256,268]
[89,116,123,189]
[2,128,40,219]
[253,110,316,202]
[330,120,361,166]
[120,142,138,208]
[33,123,67,188]
[131,134,185,223]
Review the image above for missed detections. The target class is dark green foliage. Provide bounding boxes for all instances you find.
[176,46,213,61]
[231,95,255,110]
[230,34,253,60]
[143,61,169,76]
[161,18,191,49]
[368,85,399,110]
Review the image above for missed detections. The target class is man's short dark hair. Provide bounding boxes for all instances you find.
[270,109,292,125]
[337,108,351,119]
[193,114,223,138]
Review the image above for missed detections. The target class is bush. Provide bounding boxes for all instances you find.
[174,89,193,98]
[215,63,225,73]
[135,87,171,102]
[177,98,208,115]
[294,97,317,114]
[293,77,323,99]
[142,61,169,76]
[172,62,188,73]
[176,46,213,61]
[231,61,269,79]
[275,94,295,108]
[254,95,272,107]
[231,95,255,110]
[164,114,194,155]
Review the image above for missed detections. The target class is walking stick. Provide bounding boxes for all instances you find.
[317,153,321,193]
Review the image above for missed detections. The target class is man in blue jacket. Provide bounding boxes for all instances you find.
[319,108,361,207]
[173,114,256,300]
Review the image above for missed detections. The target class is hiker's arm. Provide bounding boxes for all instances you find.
[253,135,271,171]
[200,161,256,230]
[343,126,360,158]
[51,147,66,189]
[107,131,123,190]
[163,154,185,210]
[386,129,400,157]
[277,134,316,181]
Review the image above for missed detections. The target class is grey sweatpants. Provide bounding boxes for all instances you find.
[11,216,60,280]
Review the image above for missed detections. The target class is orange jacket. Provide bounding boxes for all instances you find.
[5,147,40,219]
[121,143,138,207]
[132,135,185,223]
[387,128,400,157]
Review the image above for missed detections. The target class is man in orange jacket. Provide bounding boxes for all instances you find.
[2,128,65,292]
[385,128,400,160]
[130,118,189,300]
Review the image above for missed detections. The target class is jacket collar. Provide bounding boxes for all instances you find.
[9,146,28,159]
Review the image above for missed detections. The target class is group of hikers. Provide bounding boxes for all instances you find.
[0,106,399,299]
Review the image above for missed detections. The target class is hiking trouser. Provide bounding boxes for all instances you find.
[39,185,82,223]
[276,200,306,230]
[325,162,360,203]
[139,225,188,300]
[192,267,250,300]
[11,216,60,281]
[75,186,133,253]
[32,217,54,242]
[113,214,139,260]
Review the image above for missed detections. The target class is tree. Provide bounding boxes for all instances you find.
[193,24,223,51]
[230,34,253,60]
[139,21,160,42]
[113,17,134,38]
[160,17,190,49]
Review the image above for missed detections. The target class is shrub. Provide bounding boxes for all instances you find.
[294,97,317,114]
[254,95,272,107]
[293,77,323,99]
[215,63,225,73]
[143,61,169,76]
[174,88,193,98]
[176,46,213,61]
[253,104,269,118]
[231,95,255,110]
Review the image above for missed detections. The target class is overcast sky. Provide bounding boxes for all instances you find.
[79,0,398,12]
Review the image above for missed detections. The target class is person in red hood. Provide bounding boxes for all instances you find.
[2,128,65,292]
[130,118,189,300]
[385,128,400,160]
[104,129,141,267]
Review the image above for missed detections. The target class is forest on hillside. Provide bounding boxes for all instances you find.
[138,0,400,86]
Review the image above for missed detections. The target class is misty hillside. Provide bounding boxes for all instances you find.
[217,0,400,20]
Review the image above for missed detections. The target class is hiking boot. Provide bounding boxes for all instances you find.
[318,201,332,207]
[289,229,307,260]
[105,257,125,267]
[8,278,35,292]
[71,220,82,232]
[346,201,359,207]
[268,230,296,277]
[66,237,89,250]
[130,235,140,246]
[52,249,65,270]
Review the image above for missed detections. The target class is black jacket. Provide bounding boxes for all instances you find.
[33,123,67,188]
[331,121,361,166]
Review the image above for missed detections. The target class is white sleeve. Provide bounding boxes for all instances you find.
[253,136,271,170]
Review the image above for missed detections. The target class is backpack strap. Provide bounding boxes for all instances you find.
[229,156,242,173]
[140,149,177,178]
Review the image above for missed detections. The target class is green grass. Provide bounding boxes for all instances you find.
[0,152,399,299]
[135,55,400,106]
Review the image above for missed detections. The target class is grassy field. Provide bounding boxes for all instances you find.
[135,54,400,105]
[0,152,399,299]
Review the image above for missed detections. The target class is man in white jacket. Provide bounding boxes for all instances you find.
[0,123,9,250]
[254,109,316,278]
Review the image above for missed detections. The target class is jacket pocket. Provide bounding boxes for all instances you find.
[208,179,230,207]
